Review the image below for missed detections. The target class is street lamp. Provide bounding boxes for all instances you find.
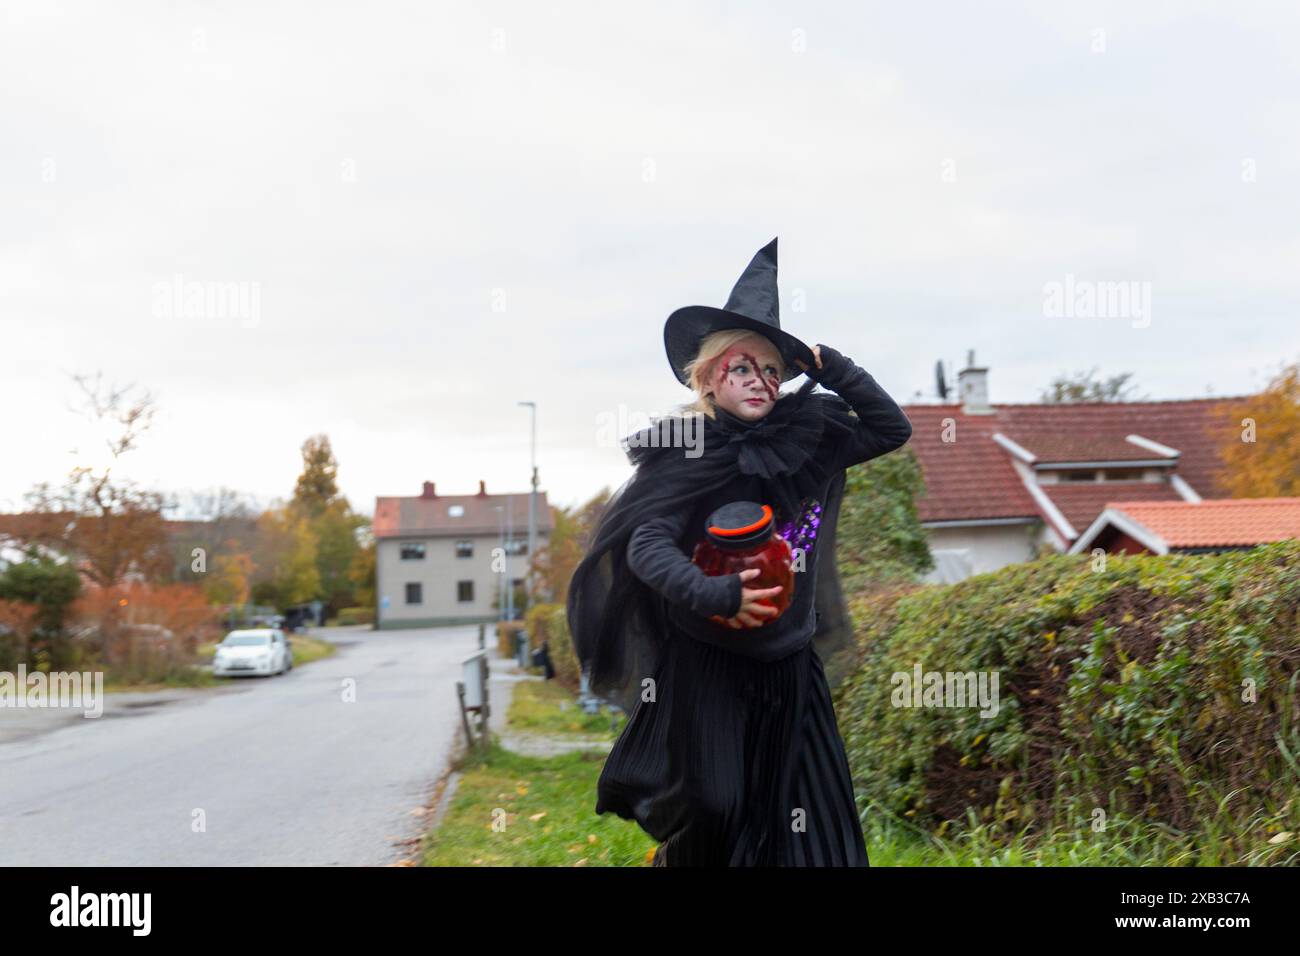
[517,400,538,612]
[493,504,505,628]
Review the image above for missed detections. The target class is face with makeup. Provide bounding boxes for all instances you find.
[708,335,784,422]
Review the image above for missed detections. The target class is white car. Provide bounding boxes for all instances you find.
[213,629,293,677]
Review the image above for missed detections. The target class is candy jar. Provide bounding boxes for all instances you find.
[690,500,793,626]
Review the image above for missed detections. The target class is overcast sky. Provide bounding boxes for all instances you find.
[3,0,1298,520]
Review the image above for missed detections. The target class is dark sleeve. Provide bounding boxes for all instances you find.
[807,344,913,469]
[626,510,745,619]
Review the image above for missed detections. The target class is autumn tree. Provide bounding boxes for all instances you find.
[290,434,342,522]
[1216,361,1300,497]
[168,488,260,584]
[69,579,219,672]
[8,373,207,674]
[285,434,365,614]
[251,506,321,609]
[1040,368,1147,403]
[204,550,254,607]
[535,490,610,605]
[17,372,172,586]
[348,535,376,610]
[314,500,366,611]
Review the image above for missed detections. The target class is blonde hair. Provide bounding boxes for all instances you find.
[677,328,788,419]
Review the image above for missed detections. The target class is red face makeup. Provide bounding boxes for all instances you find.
[711,337,782,421]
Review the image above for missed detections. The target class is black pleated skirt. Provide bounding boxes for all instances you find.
[595,629,870,866]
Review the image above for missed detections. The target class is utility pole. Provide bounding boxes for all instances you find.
[505,493,514,622]
[494,505,505,627]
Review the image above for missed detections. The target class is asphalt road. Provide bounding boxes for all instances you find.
[0,624,486,865]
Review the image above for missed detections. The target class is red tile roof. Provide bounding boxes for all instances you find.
[897,405,1037,522]
[1102,498,1300,549]
[1040,482,1182,536]
[993,398,1242,495]
[1003,434,1164,463]
[374,486,552,538]
[898,396,1248,539]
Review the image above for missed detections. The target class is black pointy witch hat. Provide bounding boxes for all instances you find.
[663,236,816,387]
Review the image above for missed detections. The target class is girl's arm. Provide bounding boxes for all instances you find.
[626,511,745,619]
[808,344,913,469]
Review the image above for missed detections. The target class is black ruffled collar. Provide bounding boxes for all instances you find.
[712,402,761,432]
[695,378,826,478]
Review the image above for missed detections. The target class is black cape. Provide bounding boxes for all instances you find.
[567,378,863,714]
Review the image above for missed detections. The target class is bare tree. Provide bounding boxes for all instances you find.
[66,370,158,460]
[1040,368,1148,404]
[17,373,171,587]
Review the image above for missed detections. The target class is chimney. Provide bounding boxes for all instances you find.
[421,481,436,498]
[958,349,992,413]
[477,480,487,497]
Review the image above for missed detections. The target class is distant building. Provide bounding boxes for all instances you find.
[372,480,553,630]
[901,355,1250,582]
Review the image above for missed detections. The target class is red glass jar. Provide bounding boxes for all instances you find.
[690,501,793,627]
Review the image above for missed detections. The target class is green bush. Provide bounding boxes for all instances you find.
[335,606,374,626]
[837,445,934,592]
[496,619,526,658]
[0,551,82,670]
[838,541,1300,863]
[525,602,581,691]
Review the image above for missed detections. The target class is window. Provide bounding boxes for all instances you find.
[405,582,423,605]
[457,581,474,603]
[1102,469,1144,481]
[400,542,426,560]
[503,539,528,556]
[448,505,464,518]
[1062,470,1098,482]
[456,540,473,558]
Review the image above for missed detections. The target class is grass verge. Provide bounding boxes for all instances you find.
[421,678,652,866]
[418,677,956,866]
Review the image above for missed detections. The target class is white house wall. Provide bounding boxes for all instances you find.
[922,523,1040,580]
[376,534,544,628]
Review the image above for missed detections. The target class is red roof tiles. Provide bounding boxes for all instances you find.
[1002,434,1166,463]
[1041,482,1182,535]
[897,405,1036,523]
[1099,498,1300,549]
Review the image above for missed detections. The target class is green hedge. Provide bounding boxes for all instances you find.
[837,541,1300,862]
[525,602,581,691]
[495,619,527,658]
[336,607,374,626]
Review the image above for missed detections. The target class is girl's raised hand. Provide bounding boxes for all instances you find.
[793,344,823,373]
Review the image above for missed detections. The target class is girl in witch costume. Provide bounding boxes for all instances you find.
[566,237,913,866]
